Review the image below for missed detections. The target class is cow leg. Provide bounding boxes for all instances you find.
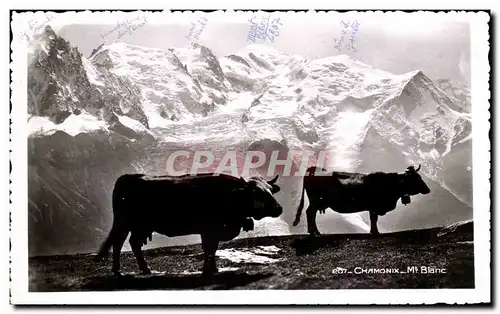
[129,232,151,275]
[306,205,322,236]
[201,233,219,276]
[369,211,380,235]
[112,228,129,276]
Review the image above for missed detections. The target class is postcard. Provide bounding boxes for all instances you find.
[9,9,491,305]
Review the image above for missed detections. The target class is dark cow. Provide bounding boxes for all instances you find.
[292,165,431,236]
[95,173,283,276]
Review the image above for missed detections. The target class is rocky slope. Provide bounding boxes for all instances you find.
[435,78,471,113]
[29,221,474,291]
[28,26,149,132]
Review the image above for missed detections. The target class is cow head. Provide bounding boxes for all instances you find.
[234,175,283,220]
[403,165,431,196]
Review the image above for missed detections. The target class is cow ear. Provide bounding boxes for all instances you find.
[271,185,281,194]
[267,174,279,185]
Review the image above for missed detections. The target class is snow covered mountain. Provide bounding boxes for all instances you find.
[89,42,230,126]
[28,26,472,256]
[435,78,471,113]
[28,26,150,139]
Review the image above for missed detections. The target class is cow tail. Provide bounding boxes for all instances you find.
[292,183,306,226]
[94,180,123,261]
[94,226,115,261]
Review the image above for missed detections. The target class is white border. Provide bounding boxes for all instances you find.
[9,8,491,305]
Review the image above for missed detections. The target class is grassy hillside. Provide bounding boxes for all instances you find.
[29,221,473,292]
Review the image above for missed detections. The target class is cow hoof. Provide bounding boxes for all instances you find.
[202,265,218,277]
[308,231,321,237]
[202,270,218,279]
[113,271,123,277]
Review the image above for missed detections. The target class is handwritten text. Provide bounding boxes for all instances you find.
[100,16,148,41]
[247,14,283,44]
[19,14,55,43]
[186,16,208,43]
[334,20,360,53]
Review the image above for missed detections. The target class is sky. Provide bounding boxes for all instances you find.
[53,11,471,85]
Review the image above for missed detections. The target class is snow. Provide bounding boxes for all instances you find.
[116,114,152,135]
[89,42,469,196]
[216,92,254,113]
[458,133,472,145]
[180,267,240,275]
[437,219,473,237]
[82,57,105,86]
[320,110,374,171]
[240,217,291,238]
[91,43,226,128]
[28,111,107,137]
[216,246,282,264]
[342,213,371,233]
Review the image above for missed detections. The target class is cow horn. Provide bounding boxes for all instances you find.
[267,174,279,185]
[416,164,421,172]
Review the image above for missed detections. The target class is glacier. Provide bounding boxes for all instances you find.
[27,26,472,256]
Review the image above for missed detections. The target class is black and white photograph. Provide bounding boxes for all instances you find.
[9,9,491,305]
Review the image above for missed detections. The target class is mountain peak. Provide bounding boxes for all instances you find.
[28,41,472,256]
[398,68,465,114]
[28,31,151,137]
[403,69,425,82]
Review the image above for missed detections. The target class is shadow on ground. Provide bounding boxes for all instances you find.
[81,270,273,291]
[291,228,439,256]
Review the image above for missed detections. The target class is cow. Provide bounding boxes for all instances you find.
[292,165,431,236]
[95,173,283,276]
